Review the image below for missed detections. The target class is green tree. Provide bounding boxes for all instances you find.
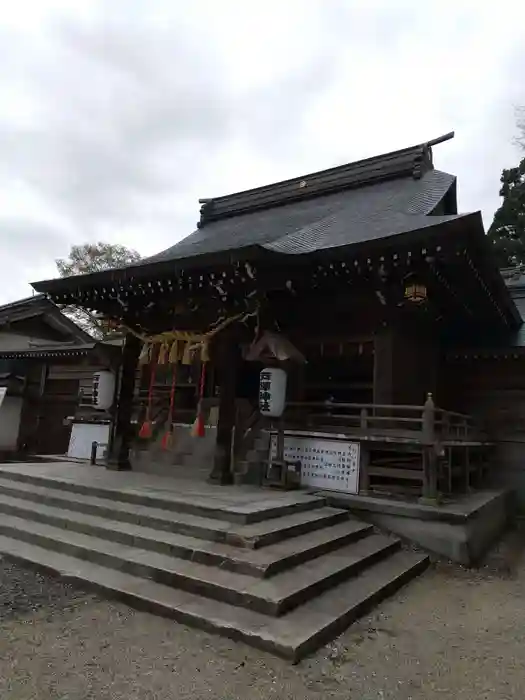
[487,156,525,267]
[56,242,141,337]
[56,242,141,277]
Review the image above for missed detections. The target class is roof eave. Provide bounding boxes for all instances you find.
[31,245,277,295]
[0,340,122,361]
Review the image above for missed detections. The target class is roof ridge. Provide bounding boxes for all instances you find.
[197,134,454,227]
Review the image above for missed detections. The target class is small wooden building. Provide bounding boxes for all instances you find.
[31,134,525,504]
[0,295,120,459]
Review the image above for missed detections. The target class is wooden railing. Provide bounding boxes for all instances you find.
[230,397,487,500]
[283,399,485,445]
[282,397,488,501]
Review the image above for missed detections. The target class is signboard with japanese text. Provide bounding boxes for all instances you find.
[269,434,360,494]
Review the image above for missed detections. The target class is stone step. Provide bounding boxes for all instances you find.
[0,492,371,577]
[0,513,400,616]
[0,478,348,549]
[0,470,324,524]
[0,534,429,662]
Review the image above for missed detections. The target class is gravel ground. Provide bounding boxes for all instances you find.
[1,530,524,700]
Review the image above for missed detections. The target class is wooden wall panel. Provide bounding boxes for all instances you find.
[442,357,525,506]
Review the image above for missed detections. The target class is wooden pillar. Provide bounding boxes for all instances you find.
[106,332,141,471]
[208,330,240,485]
[358,445,370,494]
[373,326,393,404]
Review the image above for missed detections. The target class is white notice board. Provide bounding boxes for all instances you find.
[0,387,7,409]
[270,434,360,494]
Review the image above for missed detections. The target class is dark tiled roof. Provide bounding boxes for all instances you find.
[451,278,525,354]
[506,285,525,348]
[0,294,93,343]
[32,134,462,292]
[197,141,433,225]
[146,168,458,263]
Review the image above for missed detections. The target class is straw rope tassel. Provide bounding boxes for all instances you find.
[168,339,180,364]
[200,340,210,363]
[138,342,151,365]
[157,341,169,365]
[181,341,193,365]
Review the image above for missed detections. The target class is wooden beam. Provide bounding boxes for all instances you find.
[208,328,240,485]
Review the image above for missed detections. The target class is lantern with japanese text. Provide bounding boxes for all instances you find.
[259,367,287,417]
[92,370,116,410]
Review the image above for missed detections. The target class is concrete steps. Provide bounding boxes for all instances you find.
[0,469,429,661]
[0,471,323,524]
[0,479,347,548]
[0,535,427,662]
[0,492,372,576]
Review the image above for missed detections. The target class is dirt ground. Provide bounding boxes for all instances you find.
[1,528,524,700]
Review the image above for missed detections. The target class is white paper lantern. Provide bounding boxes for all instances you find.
[92,370,116,410]
[259,367,287,417]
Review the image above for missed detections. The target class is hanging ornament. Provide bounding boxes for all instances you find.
[138,348,157,439]
[200,339,210,363]
[158,342,169,365]
[190,362,207,438]
[161,361,178,450]
[168,339,180,364]
[138,342,151,365]
[182,341,193,365]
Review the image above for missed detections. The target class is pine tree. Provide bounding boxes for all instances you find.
[487,157,525,267]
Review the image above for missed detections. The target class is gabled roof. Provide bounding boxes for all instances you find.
[146,134,458,263]
[32,133,461,292]
[0,294,93,344]
[147,169,458,262]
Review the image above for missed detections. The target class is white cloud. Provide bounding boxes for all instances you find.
[0,0,523,302]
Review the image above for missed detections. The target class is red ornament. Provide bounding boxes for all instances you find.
[190,362,207,438]
[139,348,157,440]
[161,362,178,450]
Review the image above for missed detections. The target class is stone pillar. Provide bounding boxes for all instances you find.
[106,332,141,471]
[208,329,240,485]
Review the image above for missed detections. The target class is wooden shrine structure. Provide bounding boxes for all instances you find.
[0,295,120,458]
[32,133,522,502]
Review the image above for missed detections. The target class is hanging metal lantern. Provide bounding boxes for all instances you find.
[404,281,427,304]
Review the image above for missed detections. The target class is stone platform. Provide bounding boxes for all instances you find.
[321,489,512,565]
[0,462,428,662]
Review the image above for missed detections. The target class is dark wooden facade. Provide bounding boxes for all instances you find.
[0,343,121,457]
[31,134,524,501]
[0,295,121,458]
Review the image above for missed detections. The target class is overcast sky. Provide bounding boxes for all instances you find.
[0,0,524,303]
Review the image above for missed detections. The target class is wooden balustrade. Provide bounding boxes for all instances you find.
[283,399,485,445]
[283,398,487,501]
[231,396,487,501]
